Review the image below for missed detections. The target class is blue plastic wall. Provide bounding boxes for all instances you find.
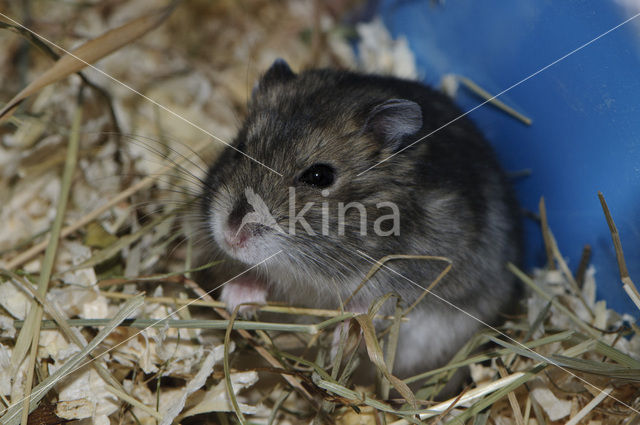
[377,0,640,316]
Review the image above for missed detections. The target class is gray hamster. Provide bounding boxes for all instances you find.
[198,59,522,379]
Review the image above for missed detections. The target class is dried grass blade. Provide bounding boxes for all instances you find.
[593,339,640,368]
[277,352,335,382]
[629,414,640,425]
[522,396,532,425]
[508,263,600,339]
[19,318,321,333]
[224,307,247,425]
[314,313,355,331]
[313,379,399,415]
[540,198,593,315]
[354,313,417,408]
[549,232,593,316]
[529,395,548,425]
[0,5,175,120]
[102,290,399,322]
[346,254,450,307]
[431,386,469,424]
[329,319,349,385]
[67,210,178,271]
[565,385,612,425]
[381,300,403,400]
[267,391,291,425]
[490,335,595,368]
[472,410,490,425]
[104,384,162,420]
[441,365,545,425]
[99,261,222,284]
[488,336,551,364]
[622,276,640,311]
[2,270,132,401]
[403,260,451,317]
[598,191,640,311]
[561,339,596,357]
[9,103,82,424]
[549,355,640,380]
[388,368,541,425]
[0,295,144,425]
[522,301,552,342]
[496,358,524,425]
[457,76,532,125]
[539,197,555,270]
[405,330,573,384]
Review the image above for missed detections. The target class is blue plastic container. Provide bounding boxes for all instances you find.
[377,0,640,316]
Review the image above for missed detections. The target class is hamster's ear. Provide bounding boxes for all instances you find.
[264,58,296,82]
[253,58,296,97]
[364,99,423,152]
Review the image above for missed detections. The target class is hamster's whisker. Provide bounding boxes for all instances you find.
[322,247,368,290]
[88,170,204,196]
[163,233,194,259]
[290,242,355,293]
[113,131,211,173]
[121,136,209,187]
[187,233,216,251]
[291,249,325,275]
[125,201,195,214]
[104,197,194,216]
[126,187,198,204]
[124,135,209,181]
[88,129,212,185]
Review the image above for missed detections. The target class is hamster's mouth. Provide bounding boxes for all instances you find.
[216,222,281,265]
[208,198,285,265]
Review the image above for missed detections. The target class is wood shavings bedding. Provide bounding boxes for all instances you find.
[1,1,638,424]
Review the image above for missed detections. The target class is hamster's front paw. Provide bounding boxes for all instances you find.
[219,276,267,316]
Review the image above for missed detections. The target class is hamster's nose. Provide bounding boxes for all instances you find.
[224,226,250,249]
[225,198,253,249]
[227,198,251,232]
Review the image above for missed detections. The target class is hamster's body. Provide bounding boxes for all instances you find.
[198,61,522,378]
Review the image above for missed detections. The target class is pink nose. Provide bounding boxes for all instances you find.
[224,227,250,249]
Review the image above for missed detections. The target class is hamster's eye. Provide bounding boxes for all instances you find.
[297,164,335,188]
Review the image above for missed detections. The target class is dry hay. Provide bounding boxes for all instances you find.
[0,1,638,424]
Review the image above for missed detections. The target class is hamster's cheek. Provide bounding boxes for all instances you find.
[207,206,227,251]
[206,192,233,248]
[228,233,283,265]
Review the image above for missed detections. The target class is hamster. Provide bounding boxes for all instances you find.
[197,59,523,379]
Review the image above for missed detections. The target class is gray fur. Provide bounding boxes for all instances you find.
[198,63,523,379]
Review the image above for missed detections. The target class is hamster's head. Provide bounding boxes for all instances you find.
[200,60,426,291]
